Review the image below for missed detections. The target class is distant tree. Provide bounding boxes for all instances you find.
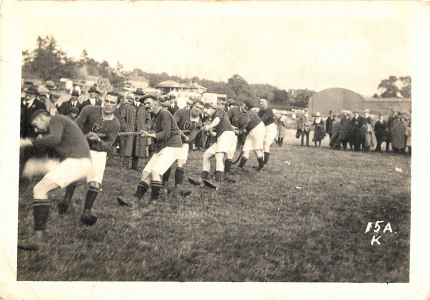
[378,75,400,98]
[226,74,254,102]
[22,35,78,80]
[272,88,289,105]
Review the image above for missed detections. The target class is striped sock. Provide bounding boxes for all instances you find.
[150,180,162,200]
[201,171,209,180]
[33,199,50,231]
[239,157,248,168]
[135,181,149,200]
[175,167,185,186]
[84,186,99,210]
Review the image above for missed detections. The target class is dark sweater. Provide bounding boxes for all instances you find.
[32,115,90,159]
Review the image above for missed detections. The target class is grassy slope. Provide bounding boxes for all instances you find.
[17,131,410,282]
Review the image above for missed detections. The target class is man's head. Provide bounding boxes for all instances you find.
[89,86,99,99]
[142,95,161,114]
[329,110,333,115]
[191,101,204,117]
[217,98,226,109]
[259,97,269,109]
[103,92,120,115]
[31,109,51,134]
[203,103,216,116]
[242,99,255,113]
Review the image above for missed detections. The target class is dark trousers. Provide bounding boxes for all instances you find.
[301,131,309,146]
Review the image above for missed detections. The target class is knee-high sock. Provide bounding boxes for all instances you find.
[84,186,99,211]
[239,157,248,168]
[224,159,232,173]
[150,180,162,200]
[63,184,77,204]
[162,167,172,185]
[257,156,265,169]
[33,199,50,231]
[264,152,270,165]
[135,181,149,200]
[175,167,184,186]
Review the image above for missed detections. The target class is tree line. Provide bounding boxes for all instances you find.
[22,36,410,109]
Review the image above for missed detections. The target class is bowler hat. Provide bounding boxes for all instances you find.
[38,85,50,96]
[26,85,39,95]
[45,80,56,90]
[139,94,159,103]
[71,90,80,97]
[88,86,100,94]
[133,88,145,96]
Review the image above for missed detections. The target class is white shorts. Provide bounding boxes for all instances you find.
[177,143,189,162]
[143,147,182,175]
[243,122,265,152]
[206,131,236,156]
[43,157,92,189]
[86,150,107,184]
[263,123,278,152]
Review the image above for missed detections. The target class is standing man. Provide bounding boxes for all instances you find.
[118,95,183,206]
[57,92,121,225]
[297,110,311,147]
[339,112,353,151]
[374,113,387,152]
[81,86,102,111]
[120,93,149,170]
[258,97,277,166]
[228,99,265,171]
[58,90,82,118]
[21,85,46,138]
[386,109,397,152]
[326,110,335,142]
[18,110,92,250]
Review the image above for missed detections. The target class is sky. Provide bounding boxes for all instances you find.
[19,2,411,96]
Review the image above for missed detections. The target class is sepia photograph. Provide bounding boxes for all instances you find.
[1,0,429,299]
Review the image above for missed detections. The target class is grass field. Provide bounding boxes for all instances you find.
[17,130,411,282]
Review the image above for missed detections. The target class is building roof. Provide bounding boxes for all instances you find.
[156,80,183,88]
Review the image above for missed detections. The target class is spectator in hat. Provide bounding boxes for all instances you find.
[297,110,311,147]
[58,90,82,118]
[81,85,102,111]
[276,112,288,147]
[312,112,325,147]
[339,111,353,151]
[374,113,387,152]
[45,91,59,116]
[326,110,335,140]
[20,85,46,138]
[45,80,56,91]
[329,114,342,150]
[351,111,363,151]
[133,88,145,98]
[385,109,397,152]
[391,113,407,153]
[119,93,149,170]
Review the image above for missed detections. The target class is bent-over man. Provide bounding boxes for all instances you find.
[18,110,92,250]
